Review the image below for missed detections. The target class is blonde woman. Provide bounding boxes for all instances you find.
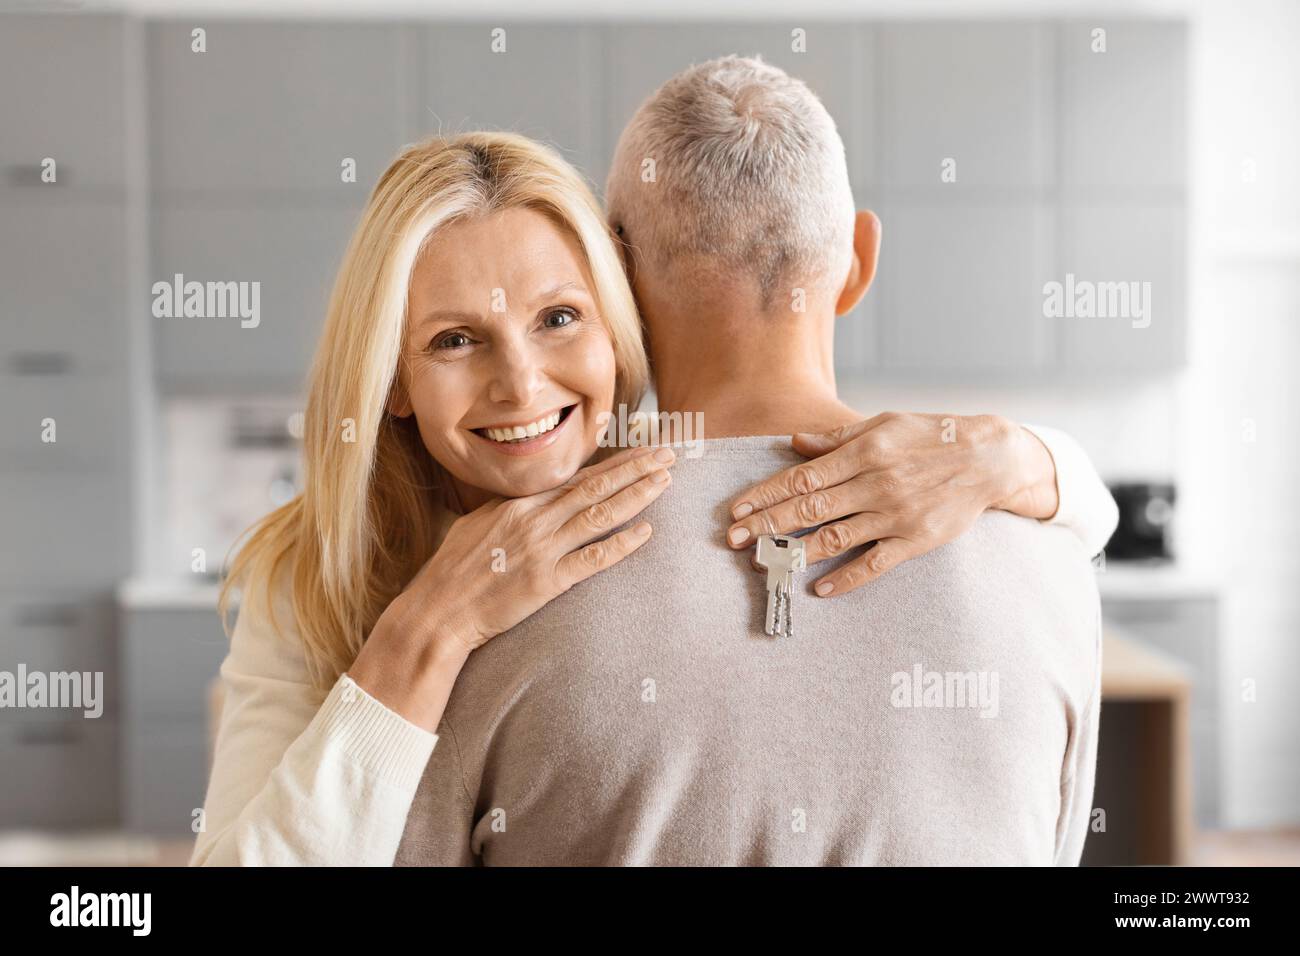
[192,132,1112,866]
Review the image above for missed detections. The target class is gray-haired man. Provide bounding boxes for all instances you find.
[396,56,1107,866]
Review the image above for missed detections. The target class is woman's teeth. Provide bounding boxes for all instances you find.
[482,409,563,443]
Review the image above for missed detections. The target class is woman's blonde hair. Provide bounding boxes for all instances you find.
[219,132,650,690]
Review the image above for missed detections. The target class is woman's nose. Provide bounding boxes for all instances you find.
[486,337,545,407]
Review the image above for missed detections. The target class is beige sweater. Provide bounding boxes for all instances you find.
[192,426,1114,866]
[394,437,1103,866]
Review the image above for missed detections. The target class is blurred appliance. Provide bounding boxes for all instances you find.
[1106,481,1176,562]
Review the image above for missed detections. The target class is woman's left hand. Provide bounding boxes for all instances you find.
[724,412,1059,596]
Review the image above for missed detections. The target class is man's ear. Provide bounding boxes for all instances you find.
[834,210,882,317]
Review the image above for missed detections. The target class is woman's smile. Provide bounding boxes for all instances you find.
[467,403,579,457]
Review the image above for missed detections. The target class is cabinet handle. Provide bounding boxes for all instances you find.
[7,352,72,376]
[15,604,82,628]
[3,165,68,187]
[18,724,84,746]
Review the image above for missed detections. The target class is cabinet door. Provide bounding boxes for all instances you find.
[0,594,117,713]
[0,371,129,471]
[418,24,603,188]
[878,201,1054,371]
[0,719,119,828]
[122,718,209,834]
[1057,204,1186,371]
[603,23,868,191]
[0,472,130,589]
[0,14,127,190]
[152,201,362,393]
[0,195,129,373]
[878,22,1054,191]
[121,606,228,722]
[1060,21,1187,191]
[148,22,410,193]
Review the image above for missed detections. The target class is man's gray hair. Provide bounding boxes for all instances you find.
[606,55,856,307]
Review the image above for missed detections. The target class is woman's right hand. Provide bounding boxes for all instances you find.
[349,444,675,730]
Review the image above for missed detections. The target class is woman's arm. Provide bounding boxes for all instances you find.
[190,586,444,866]
[192,444,676,866]
[722,412,1118,596]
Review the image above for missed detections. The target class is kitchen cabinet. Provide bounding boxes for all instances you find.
[418,24,604,188]
[877,22,1054,191]
[0,472,131,590]
[151,200,362,394]
[0,719,119,829]
[119,599,230,834]
[1059,20,1188,192]
[876,201,1055,371]
[1057,204,1186,371]
[0,14,128,191]
[147,21,411,195]
[0,593,120,829]
[0,194,130,373]
[603,22,869,191]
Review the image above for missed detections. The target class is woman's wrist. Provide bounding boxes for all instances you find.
[349,601,475,733]
[989,419,1061,520]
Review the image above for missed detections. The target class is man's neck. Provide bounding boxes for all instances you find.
[650,308,862,439]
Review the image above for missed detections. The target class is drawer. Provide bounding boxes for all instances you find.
[0,372,129,469]
[121,606,229,720]
[0,196,129,371]
[0,594,117,721]
[121,718,211,835]
[0,472,131,588]
[0,717,119,829]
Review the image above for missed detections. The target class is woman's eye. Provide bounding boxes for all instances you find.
[433,331,471,351]
[542,308,578,329]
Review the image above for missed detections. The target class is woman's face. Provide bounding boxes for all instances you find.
[395,207,617,509]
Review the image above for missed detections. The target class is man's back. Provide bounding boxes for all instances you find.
[396,436,1102,866]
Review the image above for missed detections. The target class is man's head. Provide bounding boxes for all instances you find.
[606,55,877,329]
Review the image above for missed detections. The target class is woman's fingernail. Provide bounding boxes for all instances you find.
[728,527,750,546]
[650,469,671,483]
[654,447,675,463]
[633,521,652,535]
[815,580,835,596]
[732,502,753,519]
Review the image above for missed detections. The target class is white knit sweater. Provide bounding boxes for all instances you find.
[190,425,1117,866]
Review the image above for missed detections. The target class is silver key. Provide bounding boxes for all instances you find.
[756,534,806,637]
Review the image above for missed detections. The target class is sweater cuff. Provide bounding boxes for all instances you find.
[1022,423,1071,526]
[1021,422,1117,557]
[314,674,438,793]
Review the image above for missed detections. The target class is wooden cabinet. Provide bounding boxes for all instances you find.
[1102,592,1221,827]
